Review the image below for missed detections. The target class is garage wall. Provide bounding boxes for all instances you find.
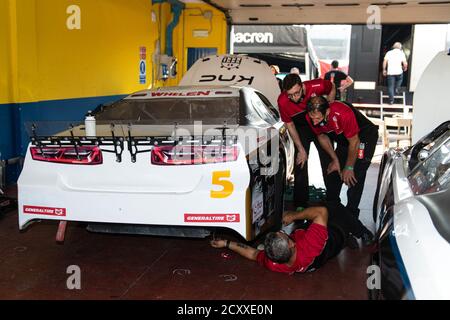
[0,0,228,184]
[153,1,228,87]
[0,0,16,163]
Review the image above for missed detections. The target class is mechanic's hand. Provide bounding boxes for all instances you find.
[296,148,308,169]
[327,159,341,175]
[282,211,296,226]
[342,169,357,187]
[383,70,387,77]
[210,239,227,249]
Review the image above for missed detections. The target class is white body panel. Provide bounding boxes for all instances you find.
[180,54,280,107]
[376,149,450,299]
[413,51,450,143]
[394,197,450,300]
[18,142,251,238]
[409,25,448,92]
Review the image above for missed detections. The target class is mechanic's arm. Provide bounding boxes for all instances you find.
[285,121,307,168]
[342,134,360,187]
[402,60,408,72]
[339,76,354,91]
[282,206,328,227]
[210,239,259,261]
[382,59,388,76]
[317,133,340,175]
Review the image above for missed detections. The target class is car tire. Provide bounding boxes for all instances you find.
[373,153,387,223]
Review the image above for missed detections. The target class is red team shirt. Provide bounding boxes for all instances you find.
[306,101,360,139]
[278,79,333,123]
[256,223,328,275]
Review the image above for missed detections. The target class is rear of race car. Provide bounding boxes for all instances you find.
[18,133,251,239]
[18,88,256,240]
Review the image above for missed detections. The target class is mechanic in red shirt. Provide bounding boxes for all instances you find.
[305,96,378,245]
[278,73,336,209]
[210,203,365,274]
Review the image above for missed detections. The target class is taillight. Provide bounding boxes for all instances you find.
[151,145,239,165]
[30,146,103,165]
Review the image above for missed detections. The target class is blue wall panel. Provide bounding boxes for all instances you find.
[0,94,126,184]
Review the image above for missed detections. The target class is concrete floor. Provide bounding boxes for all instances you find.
[0,149,384,300]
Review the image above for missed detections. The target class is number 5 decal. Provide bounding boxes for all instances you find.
[210,170,234,198]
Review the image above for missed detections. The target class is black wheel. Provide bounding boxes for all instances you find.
[373,153,387,223]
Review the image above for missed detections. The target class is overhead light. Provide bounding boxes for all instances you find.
[281,3,315,7]
[418,1,450,4]
[240,4,271,7]
[325,3,360,6]
[371,1,407,5]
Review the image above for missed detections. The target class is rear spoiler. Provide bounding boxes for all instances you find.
[30,123,238,163]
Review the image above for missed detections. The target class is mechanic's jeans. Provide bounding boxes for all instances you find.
[325,127,379,219]
[387,74,403,103]
[292,112,329,208]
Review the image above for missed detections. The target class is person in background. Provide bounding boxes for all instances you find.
[270,64,283,91]
[324,60,354,101]
[290,67,300,75]
[382,42,408,105]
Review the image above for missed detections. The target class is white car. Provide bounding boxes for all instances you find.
[371,121,450,299]
[18,55,294,242]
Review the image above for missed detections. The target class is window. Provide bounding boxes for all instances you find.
[250,92,276,125]
[96,97,240,125]
[256,92,280,122]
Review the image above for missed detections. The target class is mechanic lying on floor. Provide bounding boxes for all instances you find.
[210,203,367,275]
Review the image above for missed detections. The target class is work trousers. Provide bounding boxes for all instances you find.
[292,112,329,208]
[325,127,379,218]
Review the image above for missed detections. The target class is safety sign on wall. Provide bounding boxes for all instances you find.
[139,46,146,84]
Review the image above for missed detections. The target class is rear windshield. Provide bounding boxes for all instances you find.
[95,97,240,125]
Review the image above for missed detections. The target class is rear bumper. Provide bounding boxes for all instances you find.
[18,188,249,238]
[18,146,252,239]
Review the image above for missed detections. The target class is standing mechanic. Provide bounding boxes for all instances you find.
[278,74,336,209]
[305,96,377,245]
[210,203,367,274]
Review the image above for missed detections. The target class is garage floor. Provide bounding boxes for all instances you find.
[0,152,382,300]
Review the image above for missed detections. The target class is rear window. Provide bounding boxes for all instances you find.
[95,97,240,125]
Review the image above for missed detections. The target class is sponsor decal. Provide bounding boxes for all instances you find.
[252,179,264,221]
[221,56,242,70]
[184,213,240,223]
[199,74,254,85]
[332,116,341,132]
[151,91,211,97]
[23,205,66,217]
[233,32,274,44]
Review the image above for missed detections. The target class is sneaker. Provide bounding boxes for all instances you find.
[361,230,375,247]
[345,234,359,250]
[388,101,394,105]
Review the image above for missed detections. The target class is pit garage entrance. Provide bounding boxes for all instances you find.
[1,0,450,302]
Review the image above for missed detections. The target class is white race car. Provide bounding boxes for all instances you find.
[18,55,294,241]
[371,121,450,299]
